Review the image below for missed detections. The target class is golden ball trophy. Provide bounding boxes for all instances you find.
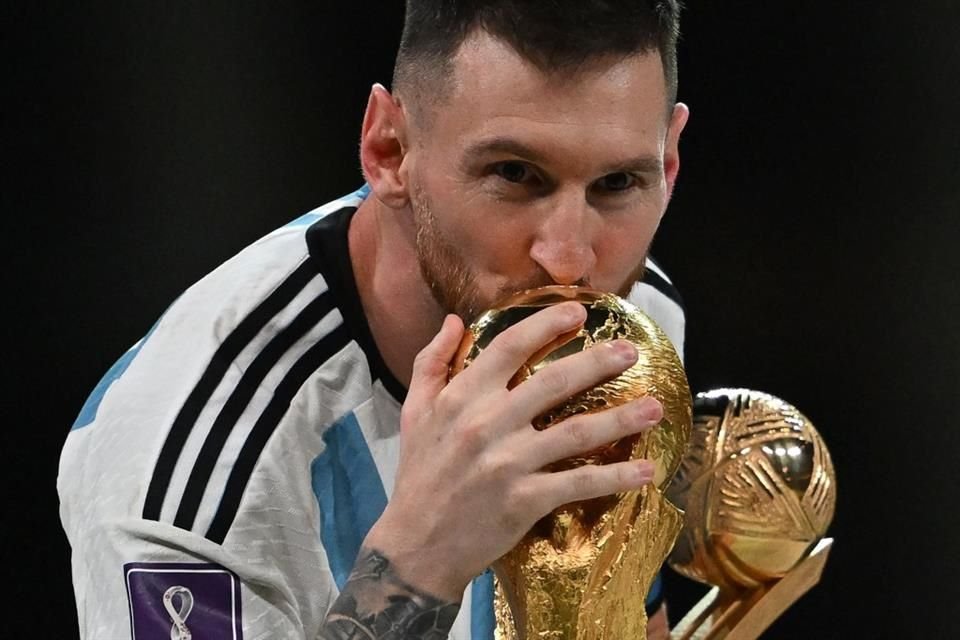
[451,286,836,640]
[666,389,836,640]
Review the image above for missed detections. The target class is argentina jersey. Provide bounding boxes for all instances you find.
[58,185,685,639]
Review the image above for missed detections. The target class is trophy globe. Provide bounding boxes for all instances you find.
[450,285,693,640]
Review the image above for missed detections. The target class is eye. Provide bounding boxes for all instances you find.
[493,161,535,184]
[597,172,638,192]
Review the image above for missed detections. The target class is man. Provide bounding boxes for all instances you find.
[58,2,689,638]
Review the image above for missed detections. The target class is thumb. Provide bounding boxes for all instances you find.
[404,314,465,413]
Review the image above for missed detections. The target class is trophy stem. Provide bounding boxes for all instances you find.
[670,538,833,640]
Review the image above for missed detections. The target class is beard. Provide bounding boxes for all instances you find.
[412,194,488,321]
[411,188,648,322]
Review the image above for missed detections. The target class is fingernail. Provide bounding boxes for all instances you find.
[636,461,656,482]
[609,340,637,363]
[639,397,663,422]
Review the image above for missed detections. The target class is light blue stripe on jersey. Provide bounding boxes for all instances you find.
[284,184,372,228]
[349,183,371,199]
[71,316,164,431]
[311,410,495,638]
[311,411,388,588]
[471,570,495,639]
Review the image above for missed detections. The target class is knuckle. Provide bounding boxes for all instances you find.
[565,418,592,450]
[616,404,640,434]
[455,416,488,451]
[538,366,570,396]
[398,405,418,430]
[437,382,465,411]
[498,511,521,533]
[480,451,514,482]
[492,329,527,360]
[571,469,594,497]
[413,348,446,378]
[500,485,532,531]
[498,508,523,534]
[521,483,553,519]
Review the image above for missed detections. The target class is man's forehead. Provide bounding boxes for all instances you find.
[448,29,665,98]
[424,31,669,147]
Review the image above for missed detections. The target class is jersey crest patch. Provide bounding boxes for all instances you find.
[124,562,242,639]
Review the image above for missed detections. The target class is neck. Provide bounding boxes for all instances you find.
[349,196,446,389]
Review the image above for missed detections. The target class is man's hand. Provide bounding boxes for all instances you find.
[365,303,663,601]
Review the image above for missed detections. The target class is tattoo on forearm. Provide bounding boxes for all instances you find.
[320,548,461,640]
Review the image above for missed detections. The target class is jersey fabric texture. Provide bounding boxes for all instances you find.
[58,186,687,640]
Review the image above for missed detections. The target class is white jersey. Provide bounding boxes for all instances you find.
[58,186,686,640]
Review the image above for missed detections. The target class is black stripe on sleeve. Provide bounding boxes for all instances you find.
[641,262,685,311]
[172,290,336,531]
[205,323,352,544]
[142,261,318,521]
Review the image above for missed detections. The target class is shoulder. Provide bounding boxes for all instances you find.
[59,188,376,534]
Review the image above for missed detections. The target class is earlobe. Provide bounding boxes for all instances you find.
[360,83,410,209]
[664,102,690,201]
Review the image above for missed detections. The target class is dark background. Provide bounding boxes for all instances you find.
[6,2,959,638]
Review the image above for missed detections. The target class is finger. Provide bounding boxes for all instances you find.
[405,314,464,411]
[523,397,663,471]
[458,302,587,389]
[508,338,639,423]
[529,459,656,512]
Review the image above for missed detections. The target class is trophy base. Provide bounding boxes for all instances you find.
[670,538,833,640]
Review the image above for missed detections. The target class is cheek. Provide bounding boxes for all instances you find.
[426,199,533,272]
[598,217,659,269]
[466,220,532,272]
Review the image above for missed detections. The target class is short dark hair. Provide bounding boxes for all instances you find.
[392,0,682,120]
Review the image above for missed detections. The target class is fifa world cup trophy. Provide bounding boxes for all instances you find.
[666,389,837,640]
[450,285,694,640]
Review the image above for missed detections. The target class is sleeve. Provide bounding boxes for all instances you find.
[63,516,310,640]
[57,228,352,639]
[57,330,339,638]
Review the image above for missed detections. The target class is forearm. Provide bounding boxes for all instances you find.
[319,547,461,640]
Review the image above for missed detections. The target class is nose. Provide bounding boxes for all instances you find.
[529,196,597,286]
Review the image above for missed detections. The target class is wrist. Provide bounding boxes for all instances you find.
[364,512,472,603]
[322,546,461,639]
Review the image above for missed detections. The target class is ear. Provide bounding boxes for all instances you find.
[663,102,690,202]
[359,83,411,209]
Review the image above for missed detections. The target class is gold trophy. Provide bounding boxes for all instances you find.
[666,389,837,640]
[450,285,694,640]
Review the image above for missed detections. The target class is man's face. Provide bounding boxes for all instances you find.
[403,31,686,321]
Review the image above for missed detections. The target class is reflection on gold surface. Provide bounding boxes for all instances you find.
[450,285,693,639]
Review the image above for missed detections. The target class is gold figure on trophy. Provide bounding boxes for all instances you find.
[450,285,694,640]
[667,389,837,640]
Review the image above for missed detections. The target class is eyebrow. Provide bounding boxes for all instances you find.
[464,137,548,164]
[463,136,663,175]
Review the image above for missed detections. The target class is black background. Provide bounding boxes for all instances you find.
[6,2,960,638]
